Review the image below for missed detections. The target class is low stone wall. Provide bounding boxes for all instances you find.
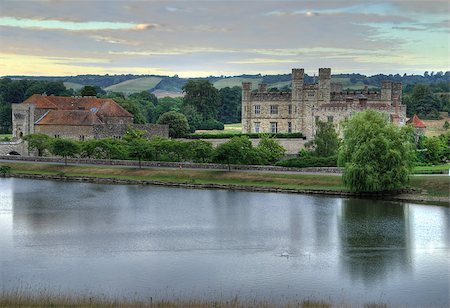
[0,155,342,173]
[0,140,27,156]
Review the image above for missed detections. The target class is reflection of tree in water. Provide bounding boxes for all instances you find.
[339,198,411,285]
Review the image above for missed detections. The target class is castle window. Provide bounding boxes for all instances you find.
[254,105,261,115]
[254,122,261,133]
[270,105,278,115]
[288,121,292,133]
[54,134,60,139]
[270,122,278,133]
[79,135,85,141]
[288,105,292,115]
[327,116,334,123]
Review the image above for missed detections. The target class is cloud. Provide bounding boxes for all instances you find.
[0,16,159,31]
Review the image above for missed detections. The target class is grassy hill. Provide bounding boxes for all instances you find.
[213,77,263,90]
[104,77,163,94]
[63,82,85,91]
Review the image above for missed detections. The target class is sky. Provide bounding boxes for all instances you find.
[0,0,449,77]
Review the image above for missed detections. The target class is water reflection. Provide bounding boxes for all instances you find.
[339,199,411,285]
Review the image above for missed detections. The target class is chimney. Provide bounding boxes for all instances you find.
[394,97,399,114]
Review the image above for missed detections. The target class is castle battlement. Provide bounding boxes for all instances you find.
[242,68,407,139]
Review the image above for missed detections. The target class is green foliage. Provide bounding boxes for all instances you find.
[338,110,415,192]
[183,80,220,121]
[153,97,182,123]
[305,121,340,157]
[0,165,12,174]
[443,121,449,130]
[80,85,97,96]
[157,111,190,138]
[218,86,241,124]
[51,138,80,165]
[404,84,443,119]
[197,119,224,130]
[188,132,305,139]
[0,101,12,134]
[79,138,127,160]
[180,104,203,132]
[188,140,214,163]
[127,138,154,168]
[23,133,52,156]
[276,156,337,168]
[112,97,147,124]
[417,134,449,164]
[257,136,286,164]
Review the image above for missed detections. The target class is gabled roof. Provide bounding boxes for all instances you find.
[407,114,426,128]
[22,94,132,118]
[35,110,103,126]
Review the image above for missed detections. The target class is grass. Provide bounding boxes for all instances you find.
[63,81,85,91]
[104,77,163,94]
[0,134,12,141]
[422,112,450,137]
[413,163,450,173]
[213,77,262,90]
[1,161,448,199]
[195,123,242,134]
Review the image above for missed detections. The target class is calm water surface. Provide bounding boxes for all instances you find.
[0,178,449,306]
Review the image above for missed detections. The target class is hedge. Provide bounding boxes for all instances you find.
[187,132,305,139]
[276,156,337,168]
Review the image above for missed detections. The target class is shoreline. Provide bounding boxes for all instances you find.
[2,172,448,206]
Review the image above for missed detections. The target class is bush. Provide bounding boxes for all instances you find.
[197,119,224,130]
[276,156,337,168]
[157,111,190,138]
[0,165,12,174]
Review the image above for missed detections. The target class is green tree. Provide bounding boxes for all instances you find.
[127,138,154,168]
[188,140,214,163]
[0,101,12,134]
[213,136,256,170]
[80,85,97,96]
[153,97,182,123]
[418,135,446,164]
[257,135,286,164]
[306,121,340,157]
[443,121,449,130]
[338,110,415,192]
[183,80,220,120]
[23,133,52,156]
[180,104,203,132]
[218,86,241,123]
[51,138,80,165]
[157,111,190,138]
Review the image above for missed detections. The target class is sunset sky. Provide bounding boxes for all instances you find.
[0,0,449,77]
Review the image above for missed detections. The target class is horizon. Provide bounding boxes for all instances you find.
[0,0,449,77]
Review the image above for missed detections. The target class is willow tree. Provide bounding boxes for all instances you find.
[338,110,415,192]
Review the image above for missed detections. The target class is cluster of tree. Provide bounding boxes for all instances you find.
[24,131,286,169]
[403,84,449,119]
[416,133,450,165]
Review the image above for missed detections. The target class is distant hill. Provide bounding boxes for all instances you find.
[5,71,449,96]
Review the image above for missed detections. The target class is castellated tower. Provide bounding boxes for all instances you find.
[318,68,331,104]
[391,82,402,103]
[291,68,304,136]
[241,82,252,133]
[381,80,392,101]
[11,103,35,139]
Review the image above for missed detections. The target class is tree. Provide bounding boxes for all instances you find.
[23,133,52,156]
[218,86,241,124]
[257,135,286,164]
[213,136,256,170]
[180,104,203,132]
[157,111,190,138]
[183,80,220,120]
[338,110,415,192]
[51,138,80,165]
[189,140,214,163]
[306,121,340,157]
[127,138,154,168]
[0,101,12,133]
[443,121,449,130]
[80,86,97,97]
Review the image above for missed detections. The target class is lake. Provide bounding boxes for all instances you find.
[0,178,449,306]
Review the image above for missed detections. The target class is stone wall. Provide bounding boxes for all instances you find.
[36,125,94,140]
[0,141,28,155]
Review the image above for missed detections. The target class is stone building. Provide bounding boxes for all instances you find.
[241,68,407,139]
[12,94,168,140]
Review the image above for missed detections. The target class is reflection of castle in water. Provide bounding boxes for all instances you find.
[339,199,412,284]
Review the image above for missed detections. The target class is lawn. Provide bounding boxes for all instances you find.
[413,163,450,174]
[0,134,12,141]
[422,112,450,137]
[195,123,242,134]
[63,82,85,91]
[213,77,262,90]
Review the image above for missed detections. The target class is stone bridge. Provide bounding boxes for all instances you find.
[0,140,28,156]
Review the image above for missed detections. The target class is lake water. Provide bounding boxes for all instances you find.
[0,178,449,306]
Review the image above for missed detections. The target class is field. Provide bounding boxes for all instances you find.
[330,77,368,90]
[422,112,450,137]
[195,123,242,134]
[151,89,183,98]
[104,77,163,94]
[213,77,262,90]
[63,82,85,91]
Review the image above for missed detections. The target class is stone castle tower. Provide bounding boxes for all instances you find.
[241,68,406,140]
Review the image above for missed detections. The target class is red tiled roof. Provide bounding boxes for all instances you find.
[36,110,103,126]
[22,95,132,118]
[407,114,426,128]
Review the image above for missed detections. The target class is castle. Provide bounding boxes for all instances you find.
[241,68,407,139]
[11,94,168,141]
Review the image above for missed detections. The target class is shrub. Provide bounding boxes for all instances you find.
[0,165,12,175]
[197,119,224,130]
[157,111,190,138]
